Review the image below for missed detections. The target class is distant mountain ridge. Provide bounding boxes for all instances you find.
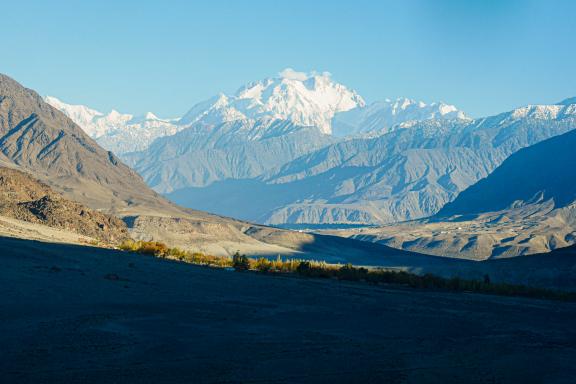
[438,128,576,217]
[124,118,338,193]
[347,128,576,259]
[47,69,471,212]
[44,96,182,154]
[4,72,421,262]
[42,70,575,230]
[47,69,468,157]
[166,101,576,226]
[332,97,469,137]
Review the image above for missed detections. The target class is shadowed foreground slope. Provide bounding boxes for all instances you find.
[1,237,576,384]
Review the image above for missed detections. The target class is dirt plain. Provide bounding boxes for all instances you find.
[1,236,576,383]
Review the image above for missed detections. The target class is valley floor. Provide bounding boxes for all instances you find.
[1,237,576,383]
[326,202,576,260]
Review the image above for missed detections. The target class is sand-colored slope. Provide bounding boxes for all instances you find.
[0,167,128,243]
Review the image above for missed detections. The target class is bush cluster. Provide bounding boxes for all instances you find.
[117,240,576,301]
[118,239,232,267]
[232,252,250,271]
[119,239,168,256]
[291,263,576,301]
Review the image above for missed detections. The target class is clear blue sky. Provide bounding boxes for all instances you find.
[1,0,575,118]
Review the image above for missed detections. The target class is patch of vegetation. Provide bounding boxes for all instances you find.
[232,252,250,271]
[119,239,168,255]
[117,240,576,302]
[118,239,232,267]
[292,264,576,302]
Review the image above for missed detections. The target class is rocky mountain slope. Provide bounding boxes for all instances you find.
[438,128,576,217]
[125,118,339,192]
[2,73,428,261]
[49,71,468,198]
[0,167,128,243]
[342,128,576,259]
[167,102,576,226]
[0,73,175,216]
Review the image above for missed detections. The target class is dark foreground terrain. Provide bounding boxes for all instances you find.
[1,237,576,383]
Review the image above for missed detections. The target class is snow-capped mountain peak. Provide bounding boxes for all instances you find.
[45,96,104,134]
[498,103,576,124]
[332,97,469,137]
[180,69,365,134]
[46,70,472,155]
[45,96,182,154]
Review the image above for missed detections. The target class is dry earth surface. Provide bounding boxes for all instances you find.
[1,236,576,384]
[325,202,576,260]
[0,167,128,243]
[0,216,97,245]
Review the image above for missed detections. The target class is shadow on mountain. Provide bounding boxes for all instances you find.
[438,128,576,217]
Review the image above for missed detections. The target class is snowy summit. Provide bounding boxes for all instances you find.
[179,68,366,134]
[46,69,471,154]
[45,96,182,154]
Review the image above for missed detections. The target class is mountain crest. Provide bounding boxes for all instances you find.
[180,69,365,134]
[557,97,576,106]
[46,69,469,152]
[44,96,181,154]
[332,97,469,137]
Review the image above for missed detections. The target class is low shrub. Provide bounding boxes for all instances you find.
[117,240,576,301]
[254,257,273,272]
[118,240,232,267]
[232,252,251,271]
[119,239,169,256]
